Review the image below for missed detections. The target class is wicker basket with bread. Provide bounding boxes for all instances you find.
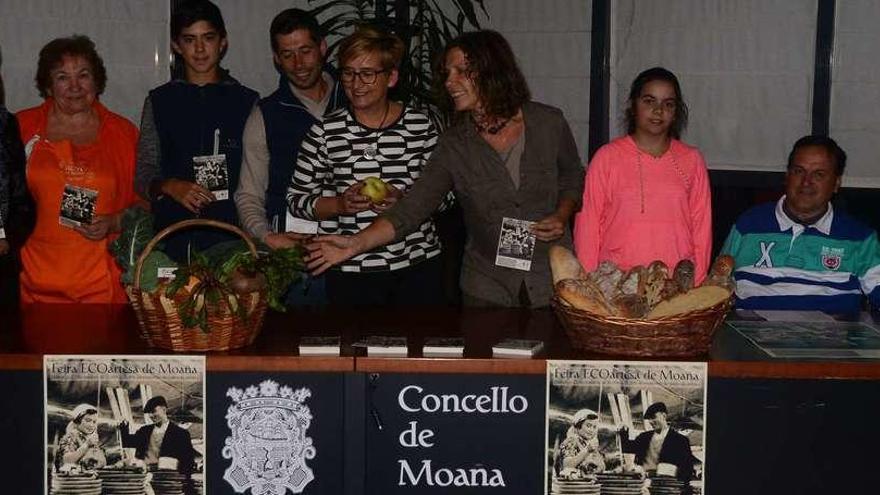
[550,246,735,357]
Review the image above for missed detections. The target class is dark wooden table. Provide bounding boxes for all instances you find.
[2,303,879,494]
[2,303,879,379]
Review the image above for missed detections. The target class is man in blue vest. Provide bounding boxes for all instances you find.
[722,135,880,313]
[234,8,346,305]
[135,0,259,261]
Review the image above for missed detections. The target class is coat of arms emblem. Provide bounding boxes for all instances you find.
[222,380,316,494]
[821,246,844,271]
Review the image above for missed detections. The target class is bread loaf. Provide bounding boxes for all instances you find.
[660,279,682,301]
[704,255,736,290]
[610,294,648,318]
[646,285,731,319]
[590,260,623,300]
[644,261,669,307]
[549,246,586,284]
[556,279,612,315]
[618,266,647,297]
[672,259,695,292]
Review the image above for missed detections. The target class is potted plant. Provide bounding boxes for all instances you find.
[307,0,487,128]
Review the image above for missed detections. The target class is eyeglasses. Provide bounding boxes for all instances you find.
[341,68,387,85]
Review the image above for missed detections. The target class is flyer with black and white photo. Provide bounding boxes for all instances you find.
[193,154,229,200]
[44,355,206,495]
[546,361,707,495]
[496,217,536,271]
[59,184,98,228]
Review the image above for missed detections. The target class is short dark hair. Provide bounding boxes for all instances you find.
[787,135,847,176]
[172,0,226,40]
[144,396,168,413]
[625,67,689,139]
[270,8,323,52]
[435,30,531,121]
[35,35,107,98]
[644,402,668,419]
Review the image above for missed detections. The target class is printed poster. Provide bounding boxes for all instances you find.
[45,355,206,495]
[546,361,707,495]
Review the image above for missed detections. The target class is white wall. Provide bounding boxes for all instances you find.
[0,0,169,126]
[212,0,311,97]
[831,0,880,188]
[2,1,877,188]
[612,0,817,174]
[481,0,592,163]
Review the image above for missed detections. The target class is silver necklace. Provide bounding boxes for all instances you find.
[362,102,391,159]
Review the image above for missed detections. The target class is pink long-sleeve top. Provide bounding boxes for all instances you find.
[573,135,712,283]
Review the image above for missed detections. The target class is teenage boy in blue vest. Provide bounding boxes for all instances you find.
[135,0,258,261]
[234,8,346,305]
[722,135,880,313]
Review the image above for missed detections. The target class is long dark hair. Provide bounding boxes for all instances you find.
[624,67,689,139]
[434,30,530,121]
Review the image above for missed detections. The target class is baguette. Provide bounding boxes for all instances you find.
[549,246,586,284]
[646,285,731,319]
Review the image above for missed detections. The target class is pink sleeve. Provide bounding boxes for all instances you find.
[573,148,610,272]
[689,151,712,284]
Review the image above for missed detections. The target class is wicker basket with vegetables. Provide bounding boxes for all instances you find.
[110,211,304,351]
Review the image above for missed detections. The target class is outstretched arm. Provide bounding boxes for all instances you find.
[305,218,397,275]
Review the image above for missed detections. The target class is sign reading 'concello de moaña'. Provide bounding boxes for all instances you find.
[366,373,545,493]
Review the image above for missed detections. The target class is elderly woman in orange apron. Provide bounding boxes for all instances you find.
[17,35,138,303]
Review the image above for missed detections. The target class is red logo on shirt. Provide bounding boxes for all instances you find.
[821,253,841,270]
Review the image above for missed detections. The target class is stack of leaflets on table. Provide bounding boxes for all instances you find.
[492,338,544,358]
[298,336,341,356]
[364,336,408,357]
[422,337,465,358]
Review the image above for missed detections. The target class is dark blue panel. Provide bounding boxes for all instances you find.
[706,377,880,495]
[364,373,546,494]
[0,370,44,493]
[207,371,346,494]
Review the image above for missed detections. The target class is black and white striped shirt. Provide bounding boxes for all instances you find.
[288,106,442,272]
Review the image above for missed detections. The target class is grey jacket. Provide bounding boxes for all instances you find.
[384,101,584,306]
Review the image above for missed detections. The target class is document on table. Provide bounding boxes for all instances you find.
[752,310,836,322]
[726,320,880,359]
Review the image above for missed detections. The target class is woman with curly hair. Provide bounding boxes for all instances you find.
[304,30,584,307]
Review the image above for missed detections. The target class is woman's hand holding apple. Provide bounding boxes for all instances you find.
[338,183,372,215]
[370,182,403,213]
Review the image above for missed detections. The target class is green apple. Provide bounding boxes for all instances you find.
[361,177,388,203]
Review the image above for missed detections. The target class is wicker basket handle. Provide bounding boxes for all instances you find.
[133,219,257,290]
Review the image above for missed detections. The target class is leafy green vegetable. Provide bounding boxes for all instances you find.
[165,244,305,330]
[109,207,158,289]
[125,251,177,291]
[235,247,304,312]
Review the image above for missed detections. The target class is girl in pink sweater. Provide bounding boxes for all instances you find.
[574,67,711,283]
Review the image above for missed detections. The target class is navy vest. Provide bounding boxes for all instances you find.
[149,79,258,260]
[258,74,345,231]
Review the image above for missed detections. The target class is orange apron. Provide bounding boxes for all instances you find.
[18,100,138,303]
